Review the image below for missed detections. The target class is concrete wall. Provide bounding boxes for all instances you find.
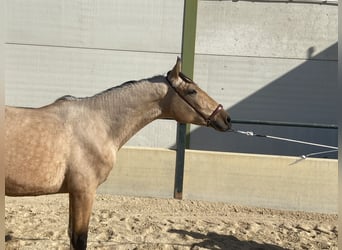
[189,1,338,157]
[4,2,338,212]
[98,147,176,198]
[98,147,338,213]
[5,1,338,157]
[5,0,183,149]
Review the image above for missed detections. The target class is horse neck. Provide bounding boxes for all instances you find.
[83,76,169,149]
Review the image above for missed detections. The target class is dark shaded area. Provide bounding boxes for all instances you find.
[168,229,288,250]
[5,234,12,242]
[188,43,337,158]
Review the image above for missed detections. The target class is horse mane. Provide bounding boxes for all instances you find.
[54,75,165,103]
[55,95,79,102]
[95,80,138,96]
[91,75,166,97]
[53,80,140,103]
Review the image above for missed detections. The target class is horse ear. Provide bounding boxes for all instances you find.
[169,57,182,81]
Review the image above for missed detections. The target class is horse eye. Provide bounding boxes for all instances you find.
[187,89,197,96]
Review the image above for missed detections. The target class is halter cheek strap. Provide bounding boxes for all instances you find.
[166,72,223,127]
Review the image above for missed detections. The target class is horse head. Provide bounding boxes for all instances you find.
[165,58,232,132]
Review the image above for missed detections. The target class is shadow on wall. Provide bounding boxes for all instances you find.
[186,43,338,158]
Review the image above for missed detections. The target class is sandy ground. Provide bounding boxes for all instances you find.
[5,194,337,250]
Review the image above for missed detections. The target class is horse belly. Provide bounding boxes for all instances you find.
[5,108,69,196]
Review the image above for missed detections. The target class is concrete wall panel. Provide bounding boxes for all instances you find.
[5,45,179,148]
[7,0,184,53]
[194,52,337,124]
[183,150,337,213]
[97,147,176,198]
[5,45,178,107]
[5,1,338,155]
[196,1,337,60]
[98,147,338,213]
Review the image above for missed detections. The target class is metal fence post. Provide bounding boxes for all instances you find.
[174,0,198,199]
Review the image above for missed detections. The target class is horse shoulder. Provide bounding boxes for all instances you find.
[65,112,117,189]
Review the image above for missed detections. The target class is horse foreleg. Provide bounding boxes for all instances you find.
[68,191,95,250]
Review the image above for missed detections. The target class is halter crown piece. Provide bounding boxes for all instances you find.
[166,71,223,127]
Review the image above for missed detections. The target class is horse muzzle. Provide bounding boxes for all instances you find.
[208,109,232,132]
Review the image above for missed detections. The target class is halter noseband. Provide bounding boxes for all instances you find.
[166,71,223,127]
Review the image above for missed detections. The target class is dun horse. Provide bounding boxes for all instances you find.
[5,58,231,249]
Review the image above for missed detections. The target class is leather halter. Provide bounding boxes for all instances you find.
[166,71,223,127]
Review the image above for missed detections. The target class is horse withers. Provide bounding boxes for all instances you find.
[5,58,231,249]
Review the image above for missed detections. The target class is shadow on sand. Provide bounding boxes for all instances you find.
[168,229,288,250]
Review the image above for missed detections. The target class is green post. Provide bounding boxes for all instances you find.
[174,0,198,199]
